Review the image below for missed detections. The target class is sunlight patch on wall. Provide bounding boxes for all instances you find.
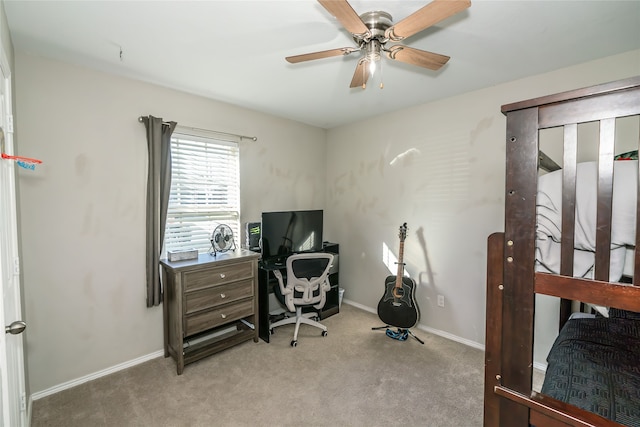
[419,130,470,203]
[409,130,471,225]
[390,148,421,167]
[382,241,410,277]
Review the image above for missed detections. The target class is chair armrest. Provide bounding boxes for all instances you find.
[272,270,292,296]
[322,277,331,292]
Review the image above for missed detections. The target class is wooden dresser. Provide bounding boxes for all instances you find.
[160,250,260,374]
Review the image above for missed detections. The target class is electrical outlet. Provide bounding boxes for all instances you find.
[437,295,445,307]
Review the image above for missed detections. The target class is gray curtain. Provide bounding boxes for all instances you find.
[142,115,177,307]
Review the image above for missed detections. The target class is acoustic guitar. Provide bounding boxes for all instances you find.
[377,223,420,329]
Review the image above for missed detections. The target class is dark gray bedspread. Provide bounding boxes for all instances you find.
[541,314,640,426]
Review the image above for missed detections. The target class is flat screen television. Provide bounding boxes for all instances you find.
[261,210,323,263]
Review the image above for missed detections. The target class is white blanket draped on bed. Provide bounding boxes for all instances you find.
[536,160,637,282]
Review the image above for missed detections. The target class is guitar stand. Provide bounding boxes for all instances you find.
[372,325,425,345]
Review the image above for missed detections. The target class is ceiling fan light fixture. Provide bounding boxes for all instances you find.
[369,60,376,75]
[366,39,382,76]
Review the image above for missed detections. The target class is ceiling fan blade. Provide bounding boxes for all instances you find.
[385,0,471,41]
[350,59,370,89]
[318,0,371,38]
[286,47,359,63]
[386,45,450,70]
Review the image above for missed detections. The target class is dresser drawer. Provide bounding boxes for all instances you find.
[184,262,254,292]
[185,279,254,315]
[185,298,254,337]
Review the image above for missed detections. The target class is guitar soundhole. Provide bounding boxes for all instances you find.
[393,287,405,299]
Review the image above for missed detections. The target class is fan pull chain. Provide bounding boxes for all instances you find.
[379,58,384,89]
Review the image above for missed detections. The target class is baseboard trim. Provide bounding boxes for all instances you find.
[31,350,164,401]
[27,395,33,426]
[343,299,485,350]
[533,361,547,372]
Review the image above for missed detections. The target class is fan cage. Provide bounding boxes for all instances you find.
[210,224,237,256]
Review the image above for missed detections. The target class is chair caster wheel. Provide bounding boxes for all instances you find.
[322,330,328,337]
[291,340,297,347]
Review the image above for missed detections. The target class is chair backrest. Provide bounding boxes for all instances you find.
[281,252,334,312]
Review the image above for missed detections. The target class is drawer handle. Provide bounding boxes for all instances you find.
[220,293,226,299]
[221,313,227,319]
[220,273,226,279]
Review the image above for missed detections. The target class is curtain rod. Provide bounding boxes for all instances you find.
[138,116,258,142]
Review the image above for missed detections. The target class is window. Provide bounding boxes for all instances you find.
[164,132,240,254]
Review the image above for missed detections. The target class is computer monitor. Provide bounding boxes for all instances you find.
[260,210,323,263]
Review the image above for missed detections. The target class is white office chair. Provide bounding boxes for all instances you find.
[270,252,334,347]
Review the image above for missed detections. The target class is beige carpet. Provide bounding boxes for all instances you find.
[32,304,485,426]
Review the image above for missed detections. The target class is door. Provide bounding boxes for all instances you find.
[0,46,27,426]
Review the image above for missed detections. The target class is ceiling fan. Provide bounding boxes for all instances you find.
[286,0,471,89]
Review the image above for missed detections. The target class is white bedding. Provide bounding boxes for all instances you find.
[535,160,637,282]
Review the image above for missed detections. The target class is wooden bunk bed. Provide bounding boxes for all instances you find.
[484,76,640,427]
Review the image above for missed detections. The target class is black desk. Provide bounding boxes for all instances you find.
[257,243,340,343]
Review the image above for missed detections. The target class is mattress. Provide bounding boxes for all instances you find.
[535,160,638,282]
[541,314,640,426]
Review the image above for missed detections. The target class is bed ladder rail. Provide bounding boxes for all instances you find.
[484,233,505,426]
[493,386,624,427]
[536,272,640,312]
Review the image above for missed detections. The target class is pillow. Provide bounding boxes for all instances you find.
[608,307,640,319]
[614,150,638,160]
[589,304,609,318]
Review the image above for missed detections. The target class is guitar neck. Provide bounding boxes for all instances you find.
[395,240,405,288]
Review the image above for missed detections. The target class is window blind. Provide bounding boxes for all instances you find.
[165,133,240,254]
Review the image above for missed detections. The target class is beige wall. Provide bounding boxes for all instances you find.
[326,49,640,362]
[14,52,325,394]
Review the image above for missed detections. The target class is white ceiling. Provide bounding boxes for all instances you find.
[4,0,640,129]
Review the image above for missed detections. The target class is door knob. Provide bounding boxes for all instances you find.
[5,321,26,335]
